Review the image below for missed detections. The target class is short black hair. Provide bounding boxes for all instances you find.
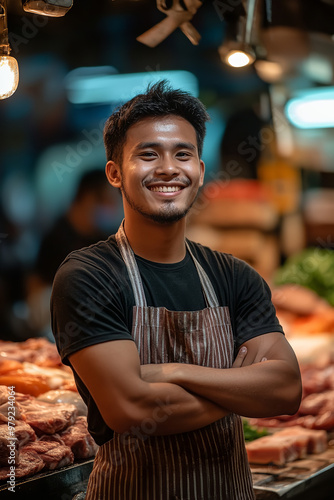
[103,80,209,165]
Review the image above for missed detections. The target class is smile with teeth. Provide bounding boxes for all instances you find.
[148,186,183,193]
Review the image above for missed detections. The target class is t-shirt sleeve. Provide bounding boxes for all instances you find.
[233,257,284,347]
[51,256,134,366]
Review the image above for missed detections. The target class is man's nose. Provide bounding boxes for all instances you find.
[154,155,180,176]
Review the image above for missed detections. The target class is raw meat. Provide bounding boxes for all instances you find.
[0,338,62,367]
[0,374,51,397]
[0,385,9,405]
[299,391,334,415]
[60,416,98,459]
[0,419,36,468]
[22,362,74,390]
[275,426,327,454]
[246,425,329,465]
[0,424,18,467]
[12,420,36,447]
[308,410,334,431]
[0,450,44,480]
[22,438,74,470]
[38,390,87,416]
[0,357,22,375]
[17,393,77,435]
[0,401,22,422]
[246,435,299,465]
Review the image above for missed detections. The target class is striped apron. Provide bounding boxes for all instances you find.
[85,222,255,500]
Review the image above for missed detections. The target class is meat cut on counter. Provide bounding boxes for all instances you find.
[60,416,98,460]
[245,426,328,465]
[0,338,64,367]
[15,393,78,435]
[0,384,98,480]
[22,438,74,470]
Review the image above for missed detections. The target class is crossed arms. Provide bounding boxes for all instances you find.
[69,331,302,435]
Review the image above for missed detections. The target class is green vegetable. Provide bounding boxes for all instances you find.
[243,419,268,442]
[274,247,334,306]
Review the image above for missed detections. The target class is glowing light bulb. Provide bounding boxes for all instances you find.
[0,55,19,99]
[227,50,252,68]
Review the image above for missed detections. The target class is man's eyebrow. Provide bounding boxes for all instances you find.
[175,142,197,151]
[134,141,197,151]
[135,142,161,150]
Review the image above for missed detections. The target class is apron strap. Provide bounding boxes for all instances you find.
[116,220,219,309]
[115,220,147,307]
[185,240,219,308]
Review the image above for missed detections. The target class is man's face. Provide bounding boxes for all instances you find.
[116,115,205,224]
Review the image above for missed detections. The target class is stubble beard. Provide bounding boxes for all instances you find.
[120,181,197,225]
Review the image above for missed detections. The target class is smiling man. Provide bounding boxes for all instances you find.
[51,81,302,500]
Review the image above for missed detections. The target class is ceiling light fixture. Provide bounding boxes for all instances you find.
[21,0,73,17]
[225,48,255,68]
[219,0,257,68]
[0,0,19,99]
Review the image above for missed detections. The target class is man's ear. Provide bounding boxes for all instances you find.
[199,160,205,188]
[105,161,122,188]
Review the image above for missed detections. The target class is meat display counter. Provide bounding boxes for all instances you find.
[252,445,334,499]
[0,459,93,499]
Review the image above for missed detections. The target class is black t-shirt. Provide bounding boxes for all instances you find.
[51,236,283,445]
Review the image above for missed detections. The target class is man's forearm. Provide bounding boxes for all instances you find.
[165,360,301,418]
[120,380,229,436]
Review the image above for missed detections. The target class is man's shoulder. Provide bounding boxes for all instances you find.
[186,238,237,268]
[186,239,260,287]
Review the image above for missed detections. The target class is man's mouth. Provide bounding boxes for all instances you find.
[148,185,183,193]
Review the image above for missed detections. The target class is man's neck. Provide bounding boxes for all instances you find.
[123,215,187,264]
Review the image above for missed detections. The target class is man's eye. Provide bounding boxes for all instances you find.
[177,152,191,158]
[140,152,156,158]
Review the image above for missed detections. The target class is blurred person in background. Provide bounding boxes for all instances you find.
[25,169,122,339]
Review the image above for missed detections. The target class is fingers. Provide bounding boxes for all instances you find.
[233,349,268,368]
[232,346,247,368]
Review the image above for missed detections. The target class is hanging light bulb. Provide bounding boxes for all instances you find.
[219,0,257,69]
[0,0,19,99]
[0,54,19,99]
[226,49,255,68]
[219,42,255,69]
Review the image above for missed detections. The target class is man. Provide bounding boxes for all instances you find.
[51,81,302,500]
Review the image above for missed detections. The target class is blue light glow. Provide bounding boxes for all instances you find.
[285,87,334,129]
[65,70,199,104]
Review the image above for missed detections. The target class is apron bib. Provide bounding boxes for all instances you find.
[85,221,255,500]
